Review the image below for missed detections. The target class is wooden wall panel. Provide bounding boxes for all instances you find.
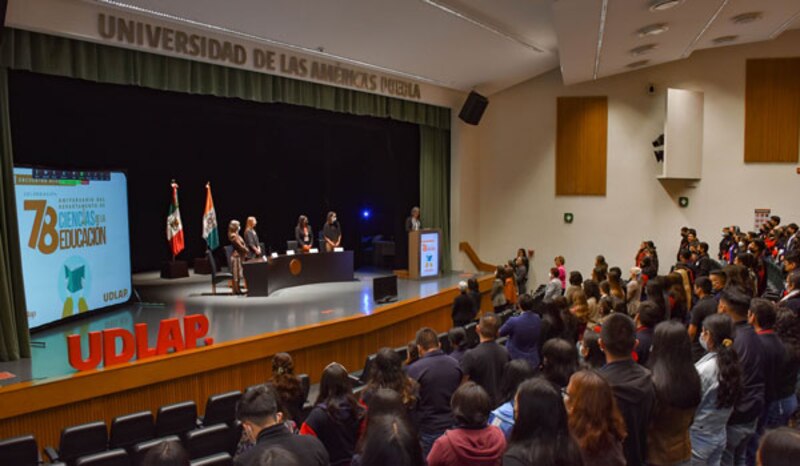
[744,58,800,163]
[556,96,608,195]
[0,277,492,451]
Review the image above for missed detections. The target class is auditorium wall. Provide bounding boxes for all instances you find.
[472,30,800,285]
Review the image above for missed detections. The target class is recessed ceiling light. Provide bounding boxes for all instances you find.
[638,23,669,37]
[712,35,739,44]
[630,44,658,56]
[650,0,683,12]
[732,12,763,24]
[627,60,651,68]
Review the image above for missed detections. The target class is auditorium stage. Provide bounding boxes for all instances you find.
[0,267,479,387]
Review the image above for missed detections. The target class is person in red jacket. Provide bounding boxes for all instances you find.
[427,382,505,466]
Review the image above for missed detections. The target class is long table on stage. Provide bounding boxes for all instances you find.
[243,250,355,296]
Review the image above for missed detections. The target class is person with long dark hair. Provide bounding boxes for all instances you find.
[771,308,800,427]
[579,328,606,370]
[268,352,305,424]
[294,215,313,253]
[503,378,584,466]
[690,314,742,466]
[646,320,702,466]
[583,280,602,324]
[541,338,578,390]
[566,370,626,466]
[361,347,418,412]
[427,382,505,466]
[300,362,366,466]
[566,271,584,305]
[357,414,423,466]
[488,359,535,438]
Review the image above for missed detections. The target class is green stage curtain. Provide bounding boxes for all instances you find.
[420,126,451,271]
[0,68,31,361]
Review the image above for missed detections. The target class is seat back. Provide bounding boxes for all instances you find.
[59,421,108,464]
[438,332,452,354]
[207,250,219,278]
[0,434,39,466]
[393,345,408,361]
[358,354,377,385]
[185,424,235,460]
[109,411,154,451]
[223,245,234,269]
[202,391,241,427]
[298,373,310,402]
[75,448,129,466]
[464,322,479,348]
[190,452,233,466]
[155,401,197,438]
[286,240,298,252]
[131,436,180,466]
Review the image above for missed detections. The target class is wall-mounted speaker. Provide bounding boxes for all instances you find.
[458,91,489,125]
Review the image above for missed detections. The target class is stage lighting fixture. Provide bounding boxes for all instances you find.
[362,209,371,219]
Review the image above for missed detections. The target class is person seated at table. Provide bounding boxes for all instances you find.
[295,215,313,253]
[244,216,263,259]
[322,211,342,252]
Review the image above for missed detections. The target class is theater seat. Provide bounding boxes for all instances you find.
[109,411,154,452]
[75,448,129,466]
[190,452,233,466]
[155,401,197,438]
[393,345,408,362]
[207,250,233,295]
[185,423,235,460]
[0,434,39,466]
[298,374,310,403]
[464,322,479,348]
[287,240,298,253]
[45,420,108,466]
[201,391,241,427]
[438,332,452,354]
[131,436,180,465]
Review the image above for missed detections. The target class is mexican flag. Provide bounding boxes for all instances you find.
[166,180,185,257]
[202,182,220,250]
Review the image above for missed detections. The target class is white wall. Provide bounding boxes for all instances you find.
[471,30,800,287]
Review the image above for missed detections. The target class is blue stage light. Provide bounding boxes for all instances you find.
[362,209,371,219]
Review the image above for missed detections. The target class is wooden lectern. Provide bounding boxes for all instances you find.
[408,228,442,279]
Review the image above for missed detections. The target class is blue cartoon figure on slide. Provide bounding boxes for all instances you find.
[60,255,91,317]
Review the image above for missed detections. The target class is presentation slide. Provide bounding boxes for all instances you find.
[13,167,132,329]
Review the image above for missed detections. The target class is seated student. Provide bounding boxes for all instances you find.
[599,313,655,466]
[566,370,627,466]
[268,353,305,425]
[460,313,511,407]
[447,327,468,363]
[756,427,800,466]
[452,281,477,328]
[236,385,328,466]
[499,294,542,369]
[689,277,719,362]
[646,321,701,466]
[540,338,578,391]
[489,359,535,438]
[300,363,365,466]
[503,378,584,466]
[634,301,665,366]
[427,382,506,466]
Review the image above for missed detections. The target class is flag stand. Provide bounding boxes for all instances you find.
[162,179,189,278]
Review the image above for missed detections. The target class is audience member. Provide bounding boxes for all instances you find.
[142,440,190,466]
[236,385,328,466]
[254,447,301,466]
[460,313,510,406]
[357,414,423,466]
[451,281,476,328]
[300,363,365,466]
[599,313,655,466]
[361,347,418,412]
[583,280,602,324]
[772,308,800,427]
[515,256,528,295]
[596,255,610,277]
[666,272,690,323]
[491,266,507,311]
[710,269,727,301]
[717,289,765,466]
[426,382,505,466]
[579,328,606,369]
[570,290,591,336]
[647,321,701,466]
[566,370,626,466]
[558,296,582,344]
[405,340,420,367]
[566,271,584,304]
[756,427,800,466]
[634,301,664,366]
[691,314,742,466]
[697,242,716,278]
[689,277,719,362]
[504,264,518,307]
[593,266,608,284]
[406,327,462,458]
[499,294,541,369]
[627,267,643,316]
[555,255,567,289]
[608,268,626,300]
[778,270,800,312]
[645,277,668,317]
[503,378,584,466]
[467,277,482,314]
[269,352,305,424]
[540,338,578,391]
[488,359,535,438]
[543,267,562,302]
[447,327,468,363]
[539,301,566,347]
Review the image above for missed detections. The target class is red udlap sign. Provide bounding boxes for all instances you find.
[67,315,214,371]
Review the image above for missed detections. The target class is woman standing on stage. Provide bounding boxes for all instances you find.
[295,215,313,253]
[243,216,262,259]
[228,219,248,294]
[322,211,342,252]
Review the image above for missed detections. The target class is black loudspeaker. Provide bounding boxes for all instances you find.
[458,91,489,125]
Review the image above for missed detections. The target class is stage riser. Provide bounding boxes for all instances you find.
[0,279,493,450]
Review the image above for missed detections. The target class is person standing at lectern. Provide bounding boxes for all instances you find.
[295,215,313,253]
[243,216,262,260]
[322,211,342,252]
[228,220,248,295]
[406,206,421,232]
